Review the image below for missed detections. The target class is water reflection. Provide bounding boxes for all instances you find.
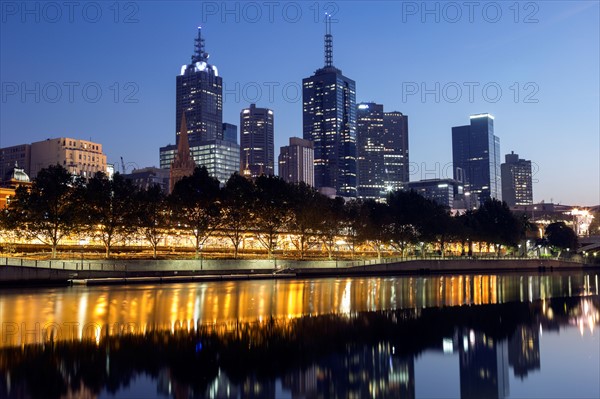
[0,273,598,347]
[0,272,598,398]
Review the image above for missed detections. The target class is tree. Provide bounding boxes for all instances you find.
[357,200,392,260]
[82,172,138,258]
[136,185,170,258]
[474,199,523,255]
[253,175,293,258]
[3,165,82,258]
[221,173,255,259]
[545,222,578,256]
[170,167,221,259]
[288,182,321,259]
[316,196,345,260]
[387,190,435,257]
[456,209,479,256]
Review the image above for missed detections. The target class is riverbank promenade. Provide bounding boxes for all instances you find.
[0,255,597,286]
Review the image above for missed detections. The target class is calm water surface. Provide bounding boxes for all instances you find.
[0,271,598,398]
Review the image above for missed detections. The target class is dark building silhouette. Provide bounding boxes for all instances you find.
[222,123,238,144]
[240,104,274,178]
[452,114,501,205]
[501,151,533,207]
[508,324,540,378]
[302,16,357,197]
[405,178,464,209]
[356,103,409,198]
[169,113,196,193]
[459,329,509,399]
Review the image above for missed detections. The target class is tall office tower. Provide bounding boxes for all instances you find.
[383,111,409,185]
[222,123,238,144]
[356,103,409,198]
[278,137,314,186]
[169,113,196,193]
[239,104,274,178]
[357,103,385,198]
[501,151,533,207]
[161,27,240,184]
[302,16,357,197]
[452,114,501,205]
[176,27,223,146]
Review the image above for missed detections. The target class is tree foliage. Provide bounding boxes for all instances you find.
[170,167,221,258]
[4,165,82,258]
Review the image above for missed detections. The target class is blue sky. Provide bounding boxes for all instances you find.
[1,1,598,205]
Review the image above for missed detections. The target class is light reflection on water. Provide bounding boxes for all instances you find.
[0,272,597,347]
[0,271,598,399]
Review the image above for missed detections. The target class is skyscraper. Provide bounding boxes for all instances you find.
[356,103,409,198]
[240,104,274,178]
[383,111,409,185]
[278,137,314,186]
[175,27,223,146]
[302,16,357,197]
[222,123,238,144]
[501,151,533,207]
[161,27,240,184]
[452,114,501,205]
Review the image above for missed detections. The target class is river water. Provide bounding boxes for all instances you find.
[0,271,598,398]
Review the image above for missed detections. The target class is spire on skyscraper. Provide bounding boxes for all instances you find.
[192,26,209,64]
[324,14,333,68]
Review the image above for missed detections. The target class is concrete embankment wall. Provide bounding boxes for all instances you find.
[0,257,596,285]
[298,259,588,277]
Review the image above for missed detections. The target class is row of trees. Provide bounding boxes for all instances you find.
[1,165,535,259]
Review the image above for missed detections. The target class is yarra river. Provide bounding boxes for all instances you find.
[0,271,598,398]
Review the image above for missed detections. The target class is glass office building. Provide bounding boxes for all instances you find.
[452,114,501,205]
[302,17,357,197]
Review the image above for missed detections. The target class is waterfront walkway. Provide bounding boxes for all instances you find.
[0,255,596,286]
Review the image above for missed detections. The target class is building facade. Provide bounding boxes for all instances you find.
[278,137,314,186]
[189,139,240,185]
[175,27,223,146]
[123,167,170,193]
[302,16,357,197]
[356,103,409,199]
[383,111,409,185]
[0,144,31,179]
[501,151,533,207]
[452,114,501,205]
[240,104,274,178]
[29,138,107,179]
[405,179,464,209]
[222,123,238,144]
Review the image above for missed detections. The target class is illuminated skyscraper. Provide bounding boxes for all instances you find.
[501,151,533,207]
[302,16,357,197]
[452,114,501,205]
[240,104,274,178]
[175,27,223,146]
[356,103,409,198]
[278,137,314,186]
[161,27,240,184]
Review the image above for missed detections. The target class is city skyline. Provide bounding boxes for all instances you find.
[1,1,598,205]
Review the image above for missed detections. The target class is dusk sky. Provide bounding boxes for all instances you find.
[1,1,598,205]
